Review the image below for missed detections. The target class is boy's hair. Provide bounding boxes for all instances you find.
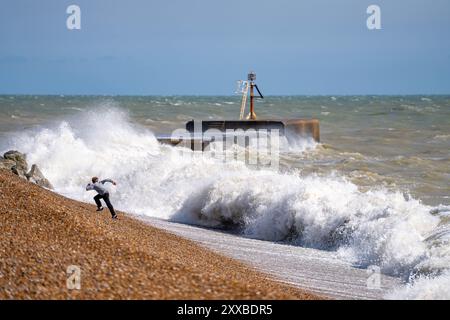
[92,177,99,183]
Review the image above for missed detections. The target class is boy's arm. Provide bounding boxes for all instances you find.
[86,183,94,191]
[100,179,116,185]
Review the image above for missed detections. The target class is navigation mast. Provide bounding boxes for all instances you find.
[237,71,264,120]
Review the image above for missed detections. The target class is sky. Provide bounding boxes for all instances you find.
[0,0,449,95]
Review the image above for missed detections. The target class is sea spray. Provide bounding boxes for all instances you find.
[3,107,450,299]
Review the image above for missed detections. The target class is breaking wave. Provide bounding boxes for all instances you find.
[3,107,450,299]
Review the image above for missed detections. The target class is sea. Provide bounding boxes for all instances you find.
[0,95,449,299]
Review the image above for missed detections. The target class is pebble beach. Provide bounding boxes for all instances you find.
[0,169,320,300]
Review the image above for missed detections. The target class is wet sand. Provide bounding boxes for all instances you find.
[143,218,402,299]
[0,169,321,299]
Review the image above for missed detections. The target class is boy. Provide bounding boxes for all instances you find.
[86,177,118,219]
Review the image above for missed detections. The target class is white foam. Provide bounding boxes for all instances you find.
[4,107,450,299]
[387,271,450,300]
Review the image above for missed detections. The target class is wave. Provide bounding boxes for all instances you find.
[387,271,450,299]
[3,107,450,299]
[433,134,450,141]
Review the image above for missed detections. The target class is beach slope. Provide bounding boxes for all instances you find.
[0,169,319,299]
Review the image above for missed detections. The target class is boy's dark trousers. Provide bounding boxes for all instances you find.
[94,192,116,217]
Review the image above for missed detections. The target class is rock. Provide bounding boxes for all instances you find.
[26,164,54,189]
[0,158,16,170]
[3,150,28,175]
[11,165,26,179]
[1,150,53,189]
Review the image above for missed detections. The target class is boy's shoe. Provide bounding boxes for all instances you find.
[112,214,118,219]
[96,207,104,211]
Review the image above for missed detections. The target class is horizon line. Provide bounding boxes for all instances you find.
[1,93,450,97]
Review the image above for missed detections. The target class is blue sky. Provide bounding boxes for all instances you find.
[0,0,449,95]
